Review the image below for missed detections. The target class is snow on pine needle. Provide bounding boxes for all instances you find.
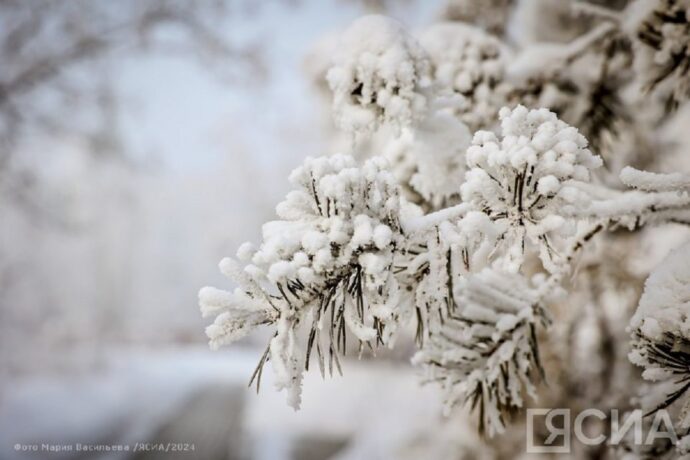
[620,165,690,192]
[198,10,690,444]
[461,105,603,273]
[200,154,404,408]
[418,22,513,133]
[629,242,690,425]
[627,0,690,109]
[574,168,690,229]
[504,22,633,163]
[398,210,502,346]
[412,267,549,437]
[327,15,432,136]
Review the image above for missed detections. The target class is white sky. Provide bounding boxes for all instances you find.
[117,0,443,174]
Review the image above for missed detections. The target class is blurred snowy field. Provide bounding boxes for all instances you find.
[1,349,443,460]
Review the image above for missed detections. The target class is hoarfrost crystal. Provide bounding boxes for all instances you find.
[327,15,432,136]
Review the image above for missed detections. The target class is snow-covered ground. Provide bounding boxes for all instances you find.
[0,347,443,460]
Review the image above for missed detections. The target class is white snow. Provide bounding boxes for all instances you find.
[327,15,432,135]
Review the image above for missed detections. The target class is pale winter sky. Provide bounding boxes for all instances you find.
[117,0,443,174]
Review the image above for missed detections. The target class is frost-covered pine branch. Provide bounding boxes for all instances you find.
[418,22,513,132]
[621,166,690,192]
[199,9,690,451]
[200,154,405,408]
[327,15,433,136]
[626,0,690,109]
[629,242,690,455]
[460,105,603,273]
[412,267,550,436]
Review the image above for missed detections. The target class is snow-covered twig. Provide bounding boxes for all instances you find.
[401,203,471,234]
[620,166,690,192]
[562,22,618,64]
[571,2,623,24]
[571,190,690,228]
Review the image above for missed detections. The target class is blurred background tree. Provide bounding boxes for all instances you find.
[0,0,267,216]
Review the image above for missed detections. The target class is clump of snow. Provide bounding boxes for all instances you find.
[418,22,513,132]
[620,166,690,192]
[384,108,472,210]
[630,241,690,340]
[629,241,690,428]
[460,105,602,272]
[327,15,432,136]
